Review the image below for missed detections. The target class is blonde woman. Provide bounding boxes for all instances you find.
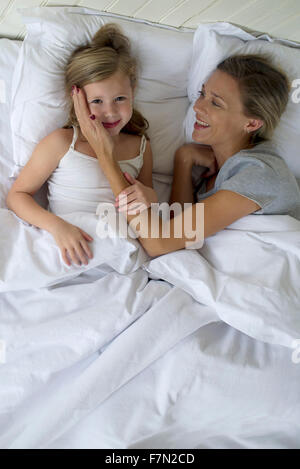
[73,54,300,257]
[6,24,156,266]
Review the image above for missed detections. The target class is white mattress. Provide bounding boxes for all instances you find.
[0,37,300,450]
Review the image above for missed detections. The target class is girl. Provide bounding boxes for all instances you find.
[72,54,300,257]
[6,24,155,266]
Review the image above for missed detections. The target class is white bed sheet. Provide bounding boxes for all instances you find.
[0,38,300,450]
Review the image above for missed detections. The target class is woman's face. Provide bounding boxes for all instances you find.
[192,69,258,146]
[83,70,134,136]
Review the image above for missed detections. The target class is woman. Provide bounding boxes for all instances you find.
[72,54,300,257]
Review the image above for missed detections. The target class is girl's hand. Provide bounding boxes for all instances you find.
[50,218,94,266]
[175,143,218,178]
[71,86,114,160]
[115,172,158,215]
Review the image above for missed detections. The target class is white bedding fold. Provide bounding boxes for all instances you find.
[1,211,300,448]
[143,215,300,348]
[0,208,149,292]
[0,275,218,448]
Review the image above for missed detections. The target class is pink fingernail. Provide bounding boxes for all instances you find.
[89,114,96,120]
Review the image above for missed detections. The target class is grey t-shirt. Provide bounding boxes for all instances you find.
[195,141,300,221]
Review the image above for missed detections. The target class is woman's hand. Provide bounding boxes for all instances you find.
[175,143,218,177]
[50,218,94,266]
[115,172,158,214]
[71,86,114,160]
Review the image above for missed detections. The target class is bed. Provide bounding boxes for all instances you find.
[0,2,300,450]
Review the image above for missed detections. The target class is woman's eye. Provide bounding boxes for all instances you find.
[212,100,220,107]
[198,90,205,97]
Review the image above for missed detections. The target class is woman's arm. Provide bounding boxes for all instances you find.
[170,144,217,206]
[169,148,194,206]
[149,190,261,256]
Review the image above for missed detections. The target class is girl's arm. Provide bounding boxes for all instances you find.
[6,130,67,232]
[116,141,158,214]
[6,130,93,266]
[136,139,153,188]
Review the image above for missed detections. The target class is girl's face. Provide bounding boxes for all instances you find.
[192,69,262,146]
[83,70,134,136]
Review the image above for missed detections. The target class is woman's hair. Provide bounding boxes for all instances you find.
[217,54,290,144]
[63,23,149,138]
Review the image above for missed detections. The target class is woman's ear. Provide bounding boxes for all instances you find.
[244,118,264,134]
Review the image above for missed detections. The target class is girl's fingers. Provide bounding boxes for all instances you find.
[80,229,94,242]
[61,248,71,266]
[73,87,90,125]
[75,244,89,266]
[80,239,93,260]
[123,172,136,184]
[69,246,81,266]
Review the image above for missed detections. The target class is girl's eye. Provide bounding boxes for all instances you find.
[115,96,126,102]
[91,99,102,104]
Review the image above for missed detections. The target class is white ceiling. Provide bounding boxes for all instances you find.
[0,0,300,43]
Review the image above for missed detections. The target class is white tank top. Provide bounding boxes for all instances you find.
[47,125,146,215]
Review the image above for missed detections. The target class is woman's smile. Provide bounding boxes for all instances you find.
[194,118,210,130]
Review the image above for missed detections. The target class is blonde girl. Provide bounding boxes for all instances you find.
[7,24,157,266]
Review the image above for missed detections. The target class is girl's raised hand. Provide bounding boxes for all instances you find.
[115,172,158,215]
[71,85,114,159]
[50,218,94,267]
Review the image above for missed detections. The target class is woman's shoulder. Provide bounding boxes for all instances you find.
[224,141,282,171]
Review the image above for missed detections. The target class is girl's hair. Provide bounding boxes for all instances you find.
[63,23,149,139]
[217,54,290,144]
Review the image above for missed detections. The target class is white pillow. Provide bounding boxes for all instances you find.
[10,7,194,177]
[0,39,21,207]
[184,22,300,179]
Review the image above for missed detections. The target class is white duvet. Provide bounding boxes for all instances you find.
[0,208,300,449]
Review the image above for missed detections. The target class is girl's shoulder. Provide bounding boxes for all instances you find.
[117,132,148,161]
[45,127,73,148]
[36,127,72,159]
